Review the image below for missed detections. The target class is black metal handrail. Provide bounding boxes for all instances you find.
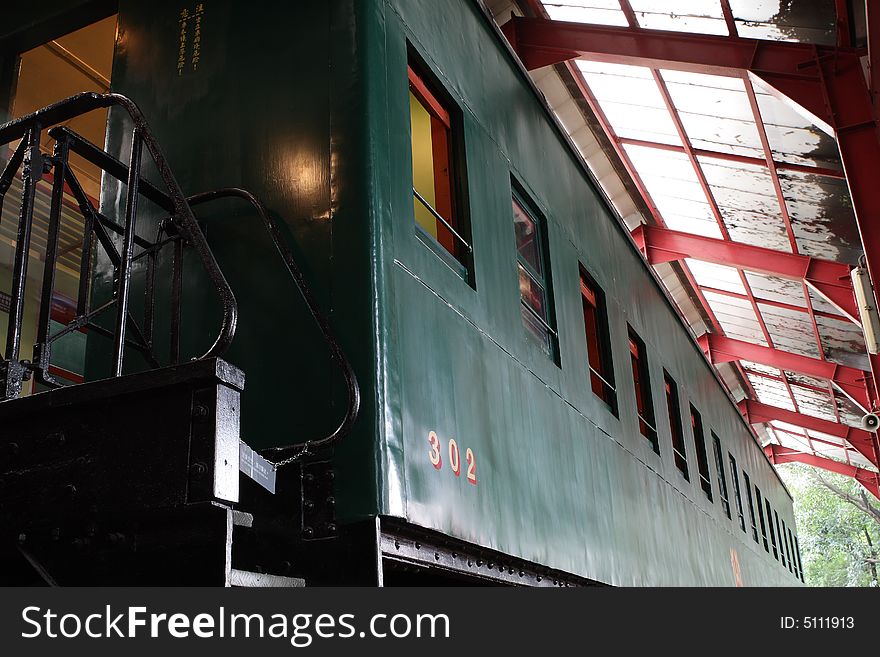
[185,188,361,464]
[413,186,472,252]
[0,92,237,399]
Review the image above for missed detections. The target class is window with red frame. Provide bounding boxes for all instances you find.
[628,327,657,452]
[664,372,689,481]
[690,404,713,501]
[581,268,616,414]
[513,187,557,360]
[408,57,471,271]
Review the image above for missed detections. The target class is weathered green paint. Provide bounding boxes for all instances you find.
[1,0,801,585]
[365,0,798,585]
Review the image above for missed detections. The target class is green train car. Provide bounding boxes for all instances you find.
[0,0,802,586]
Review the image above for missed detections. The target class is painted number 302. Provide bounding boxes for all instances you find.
[428,431,477,485]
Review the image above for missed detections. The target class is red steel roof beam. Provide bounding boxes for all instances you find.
[500,16,856,131]
[764,444,880,499]
[699,285,849,323]
[616,136,845,179]
[631,224,859,322]
[770,425,859,455]
[866,0,880,107]
[644,57,810,435]
[699,332,872,410]
[740,398,880,467]
[719,0,739,37]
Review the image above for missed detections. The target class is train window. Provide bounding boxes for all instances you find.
[788,528,799,578]
[784,523,795,575]
[728,454,746,532]
[765,499,778,559]
[689,405,712,500]
[513,187,557,361]
[408,56,472,273]
[794,536,805,582]
[580,268,616,413]
[773,509,788,566]
[629,328,657,452]
[711,433,730,518]
[742,471,760,543]
[755,486,770,552]
[664,373,688,480]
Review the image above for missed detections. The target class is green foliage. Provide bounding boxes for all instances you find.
[778,464,880,587]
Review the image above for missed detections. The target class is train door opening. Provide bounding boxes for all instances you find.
[0,15,117,394]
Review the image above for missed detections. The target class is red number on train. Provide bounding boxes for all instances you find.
[449,438,461,477]
[466,448,477,485]
[428,431,442,470]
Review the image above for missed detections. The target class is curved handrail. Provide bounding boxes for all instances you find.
[0,92,238,360]
[186,188,361,465]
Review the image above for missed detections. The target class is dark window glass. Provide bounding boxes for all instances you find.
[408,58,471,271]
[755,486,770,552]
[664,373,688,480]
[690,405,712,500]
[629,328,657,452]
[513,189,557,360]
[712,433,730,519]
[766,499,778,559]
[581,268,616,413]
[794,536,805,582]
[777,513,789,570]
[742,471,759,543]
[728,454,746,532]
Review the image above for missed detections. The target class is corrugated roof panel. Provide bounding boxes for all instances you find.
[747,371,794,409]
[703,289,766,345]
[578,62,683,146]
[815,314,869,371]
[836,396,866,427]
[758,303,821,358]
[805,287,839,316]
[627,0,727,35]
[623,144,721,234]
[755,89,842,170]
[544,0,629,26]
[778,171,861,265]
[697,157,790,250]
[685,259,746,294]
[770,420,846,448]
[743,272,805,307]
[789,383,838,422]
[785,371,832,390]
[727,0,837,45]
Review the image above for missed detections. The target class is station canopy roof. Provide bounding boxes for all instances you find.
[490,0,880,493]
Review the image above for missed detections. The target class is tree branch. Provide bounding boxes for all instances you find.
[808,469,880,526]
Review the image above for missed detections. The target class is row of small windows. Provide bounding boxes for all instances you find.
[408,52,803,581]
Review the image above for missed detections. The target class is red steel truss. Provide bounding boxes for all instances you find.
[765,444,880,499]
[508,2,880,491]
[699,332,873,411]
[739,399,880,467]
[631,224,860,322]
[503,12,880,394]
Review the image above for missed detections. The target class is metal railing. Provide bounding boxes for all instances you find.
[0,92,238,400]
[185,188,360,464]
[0,94,360,458]
[413,186,472,253]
